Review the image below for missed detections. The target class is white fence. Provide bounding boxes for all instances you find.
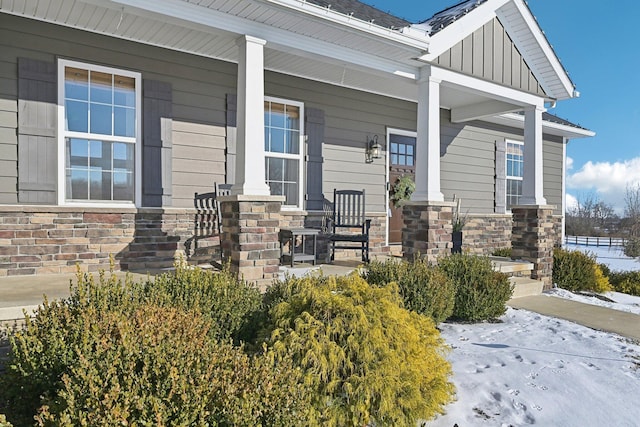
[564,235,626,247]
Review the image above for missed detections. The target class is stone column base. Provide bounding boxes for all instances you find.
[511,205,555,290]
[219,195,284,287]
[402,201,455,264]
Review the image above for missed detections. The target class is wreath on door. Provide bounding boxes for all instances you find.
[390,175,415,208]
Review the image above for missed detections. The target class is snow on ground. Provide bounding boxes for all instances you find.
[422,244,640,426]
[565,243,640,272]
[425,308,640,427]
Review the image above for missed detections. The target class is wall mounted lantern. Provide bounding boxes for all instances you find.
[365,135,382,163]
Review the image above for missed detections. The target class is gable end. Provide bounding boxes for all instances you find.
[434,17,546,97]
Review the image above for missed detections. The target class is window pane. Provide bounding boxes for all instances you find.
[407,145,414,155]
[284,183,298,206]
[65,67,88,101]
[269,182,283,197]
[286,130,299,154]
[114,75,135,107]
[90,71,112,104]
[391,154,398,165]
[407,155,414,166]
[285,105,299,130]
[89,170,111,200]
[114,107,135,137]
[113,170,134,201]
[66,100,88,132]
[268,128,285,153]
[90,103,112,135]
[68,138,88,168]
[267,157,283,181]
[398,155,406,166]
[69,169,89,200]
[269,102,286,129]
[284,159,299,182]
[113,142,134,170]
[398,144,406,154]
[89,140,111,170]
[391,143,398,154]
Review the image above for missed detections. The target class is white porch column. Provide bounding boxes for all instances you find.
[521,105,547,205]
[412,73,444,202]
[232,35,270,196]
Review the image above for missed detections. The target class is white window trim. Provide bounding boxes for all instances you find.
[506,139,524,209]
[264,96,304,211]
[57,59,142,207]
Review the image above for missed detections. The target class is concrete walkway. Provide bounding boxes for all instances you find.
[509,295,640,342]
[1,268,640,343]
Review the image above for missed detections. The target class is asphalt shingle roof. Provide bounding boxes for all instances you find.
[418,0,488,35]
[306,0,410,28]
[513,111,588,131]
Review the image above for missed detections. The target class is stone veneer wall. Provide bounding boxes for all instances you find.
[218,196,282,284]
[461,214,513,255]
[0,207,194,277]
[402,202,455,263]
[511,205,555,289]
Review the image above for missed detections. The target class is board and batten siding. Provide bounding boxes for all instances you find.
[0,13,235,208]
[435,17,546,97]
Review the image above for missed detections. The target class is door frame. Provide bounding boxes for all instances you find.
[385,128,417,246]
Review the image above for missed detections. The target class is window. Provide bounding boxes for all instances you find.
[389,134,415,167]
[58,59,141,204]
[506,140,524,207]
[264,97,304,208]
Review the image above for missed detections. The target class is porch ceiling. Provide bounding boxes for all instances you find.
[0,0,434,99]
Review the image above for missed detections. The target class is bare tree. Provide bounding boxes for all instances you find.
[566,192,618,236]
[624,184,640,237]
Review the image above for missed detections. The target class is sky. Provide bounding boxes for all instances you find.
[362,0,640,214]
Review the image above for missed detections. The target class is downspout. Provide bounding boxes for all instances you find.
[562,137,568,246]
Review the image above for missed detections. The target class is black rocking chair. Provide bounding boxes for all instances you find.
[327,189,371,263]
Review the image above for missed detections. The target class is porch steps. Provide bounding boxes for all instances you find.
[490,256,543,298]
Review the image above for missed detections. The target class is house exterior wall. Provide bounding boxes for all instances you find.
[0,13,567,276]
[435,17,546,97]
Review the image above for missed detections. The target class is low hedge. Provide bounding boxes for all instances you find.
[553,248,612,293]
[363,257,455,324]
[438,253,513,322]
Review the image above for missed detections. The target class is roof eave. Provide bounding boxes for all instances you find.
[485,112,595,139]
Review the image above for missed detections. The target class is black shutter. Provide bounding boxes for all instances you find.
[17,58,57,204]
[225,94,237,185]
[305,107,324,211]
[142,79,172,207]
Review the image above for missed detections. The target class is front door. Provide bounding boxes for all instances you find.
[388,133,416,244]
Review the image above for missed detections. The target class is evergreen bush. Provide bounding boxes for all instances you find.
[491,247,512,258]
[623,237,640,258]
[608,271,640,296]
[362,257,455,323]
[438,253,513,321]
[1,264,308,426]
[553,248,612,293]
[262,274,454,426]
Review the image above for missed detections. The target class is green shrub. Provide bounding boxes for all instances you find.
[553,248,612,293]
[362,257,455,323]
[608,271,640,296]
[1,264,305,426]
[623,237,640,258]
[262,274,454,427]
[491,247,512,258]
[438,253,513,322]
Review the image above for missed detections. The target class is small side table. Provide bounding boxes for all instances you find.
[279,228,320,267]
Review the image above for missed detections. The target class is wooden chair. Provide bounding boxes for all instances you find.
[327,189,371,263]
[187,183,232,265]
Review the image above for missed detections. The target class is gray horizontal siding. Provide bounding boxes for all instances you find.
[1,13,235,207]
[266,71,416,213]
[0,37,17,204]
[543,136,564,213]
